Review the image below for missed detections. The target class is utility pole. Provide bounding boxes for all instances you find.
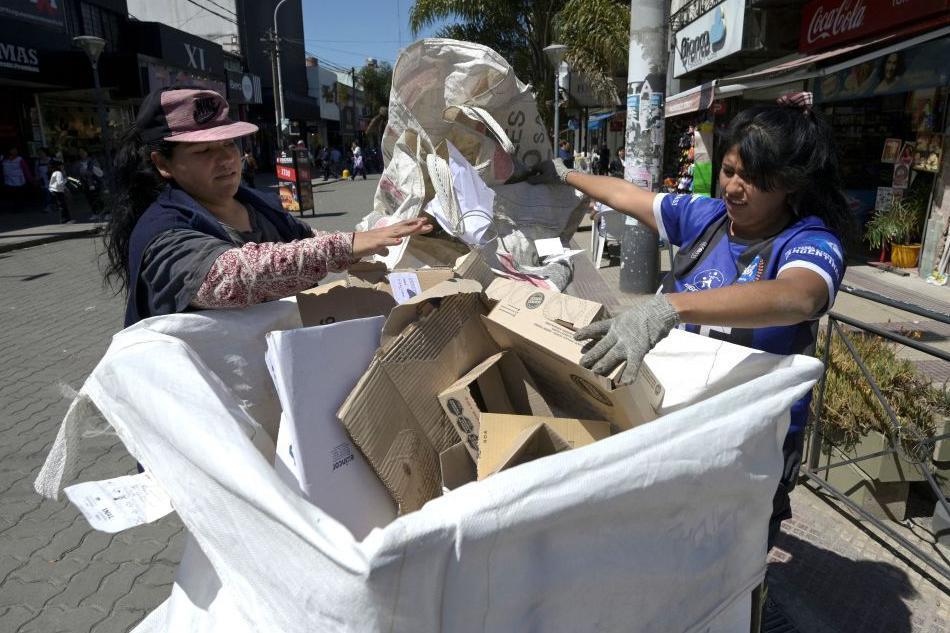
[619,0,668,294]
[350,66,358,144]
[263,28,281,150]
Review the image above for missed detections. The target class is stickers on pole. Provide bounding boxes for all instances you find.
[64,472,174,533]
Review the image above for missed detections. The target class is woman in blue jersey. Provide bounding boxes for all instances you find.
[532,93,852,547]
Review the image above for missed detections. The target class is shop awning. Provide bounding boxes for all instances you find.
[587,111,615,128]
[664,15,950,118]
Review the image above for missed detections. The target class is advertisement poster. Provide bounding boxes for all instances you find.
[913,133,943,173]
[892,163,910,190]
[277,155,300,213]
[880,138,901,164]
[812,37,950,102]
[875,187,896,211]
[0,0,65,30]
[911,88,938,132]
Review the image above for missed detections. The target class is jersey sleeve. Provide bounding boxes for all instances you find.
[652,193,725,247]
[777,231,846,316]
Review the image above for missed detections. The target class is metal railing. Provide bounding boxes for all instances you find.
[805,284,950,583]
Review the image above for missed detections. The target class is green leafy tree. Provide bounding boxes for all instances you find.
[358,62,394,143]
[409,0,629,126]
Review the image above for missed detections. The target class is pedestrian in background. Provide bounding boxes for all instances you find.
[558,140,574,169]
[241,149,257,188]
[609,147,625,178]
[47,158,72,224]
[77,148,105,219]
[2,147,34,207]
[329,146,342,178]
[598,143,610,176]
[102,86,432,326]
[351,142,366,180]
[35,147,51,211]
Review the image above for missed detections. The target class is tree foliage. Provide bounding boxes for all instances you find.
[409,0,629,125]
[358,62,394,118]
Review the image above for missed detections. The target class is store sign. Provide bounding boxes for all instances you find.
[0,39,38,73]
[0,0,65,31]
[147,63,225,95]
[799,0,948,53]
[156,24,224,78]
[226,70,262,105]
[673,0,746,77]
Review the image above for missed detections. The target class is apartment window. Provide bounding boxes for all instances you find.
[75,2,121,51]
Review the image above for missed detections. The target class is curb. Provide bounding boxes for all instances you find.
[0,225,103,254]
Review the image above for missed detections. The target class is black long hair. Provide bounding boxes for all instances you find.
[717,103,855,247]
[102,124,174,294]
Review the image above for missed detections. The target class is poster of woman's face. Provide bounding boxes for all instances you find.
[881,138,902,164]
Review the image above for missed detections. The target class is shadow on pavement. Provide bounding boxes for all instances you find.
[769,532,915,633]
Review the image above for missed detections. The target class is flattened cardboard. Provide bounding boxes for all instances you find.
[297,282,397,328]
[338,288,499,513]
[437,351,534,460]
[476,413,611,480]
[439,442,477,492]
[492,423,571,476]
[380,278,483,348]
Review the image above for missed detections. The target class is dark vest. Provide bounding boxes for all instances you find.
[125,184,310,326]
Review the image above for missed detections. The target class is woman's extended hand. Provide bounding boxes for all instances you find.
[573,294,680,385]
[352,217,433,258]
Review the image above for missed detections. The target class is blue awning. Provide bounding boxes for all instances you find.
[587,112,615,129]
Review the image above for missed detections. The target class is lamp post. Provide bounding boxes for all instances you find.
[273,0,290,150]
[543,44,568,155]
[73,35,113,195]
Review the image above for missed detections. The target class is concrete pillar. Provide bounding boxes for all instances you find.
[619,0,668,294]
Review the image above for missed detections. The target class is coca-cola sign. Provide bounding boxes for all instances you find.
[799,0,948,52]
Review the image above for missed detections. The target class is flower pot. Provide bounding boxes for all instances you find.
[890,243,921,268]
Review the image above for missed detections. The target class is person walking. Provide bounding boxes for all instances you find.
[77,148,105,219]
[608,147,625,178]
[48,158,72,223]
[241,149,258,188]
[329,146,342,178]
[2,147,34,207]
[558,140,574,169]
[597,143,610,176]
[351,142,367,180]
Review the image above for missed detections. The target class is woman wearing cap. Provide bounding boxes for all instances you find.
[103,87,430,326]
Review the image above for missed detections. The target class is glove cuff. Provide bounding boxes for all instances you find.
[652,294,681,330]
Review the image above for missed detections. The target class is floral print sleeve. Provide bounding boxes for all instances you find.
[191,231,357,309]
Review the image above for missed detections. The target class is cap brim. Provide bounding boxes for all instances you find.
[166,121,259,143]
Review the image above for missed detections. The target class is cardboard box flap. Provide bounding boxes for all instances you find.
[298,283,397,328]
[477,413,611,480]
[437,351,538,460]
[492,423,572,476]
[454,250,497,288]
[486,278,603,330]
[380,278,484,349]
[440,442,477,492]
[339,292,500,512]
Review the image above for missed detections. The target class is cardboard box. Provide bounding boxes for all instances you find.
[491,423,571,475]
[338,282,498,513]
[437,351,534,460]
[476,413,611,480]
[482,281,664,431]
[439,442,477,493]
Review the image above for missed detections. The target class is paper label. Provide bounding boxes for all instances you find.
[388,272,423,304]
[534,237,565,258]
[64,473,174,533]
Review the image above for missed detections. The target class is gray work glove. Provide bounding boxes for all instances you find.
[573,294,680,385]
[527,158,577,185]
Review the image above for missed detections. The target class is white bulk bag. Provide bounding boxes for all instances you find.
[35,299,822,632]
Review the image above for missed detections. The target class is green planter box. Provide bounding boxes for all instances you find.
[816,443,912,521]
[826,431,926,483]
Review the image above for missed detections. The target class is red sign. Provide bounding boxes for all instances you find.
[799,0,948,52]
[276,165,296,181]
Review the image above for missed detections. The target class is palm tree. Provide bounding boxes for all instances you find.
[409,0,629,127]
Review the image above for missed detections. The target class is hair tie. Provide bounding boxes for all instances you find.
[777,91,813,112]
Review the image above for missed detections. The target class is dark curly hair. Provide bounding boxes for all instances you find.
[717,103,855,248]
[101,124,174,294]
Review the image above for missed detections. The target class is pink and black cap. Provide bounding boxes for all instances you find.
[138,86,258,144]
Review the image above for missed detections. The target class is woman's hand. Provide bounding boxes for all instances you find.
[352,217,433,258]
[573,294,680,385]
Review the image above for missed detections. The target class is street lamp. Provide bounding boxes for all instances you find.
[73,35,113,195]
[273,0,290,149]
[543,44,568,155]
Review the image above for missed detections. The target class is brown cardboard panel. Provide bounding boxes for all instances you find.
[380,278,484,349]
[440,442,477,492]
[476,413,611,480]
[492,423,572,476]
[454,250,497,289]
[339,290,499,513]
[437,351,539,460]
[298,283,397,328]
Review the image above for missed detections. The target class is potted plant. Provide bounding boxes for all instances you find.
[864,188,927,268]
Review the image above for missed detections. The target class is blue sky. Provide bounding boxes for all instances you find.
[302,0,451,70]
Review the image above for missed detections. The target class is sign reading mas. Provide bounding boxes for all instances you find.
[673,0,746,78]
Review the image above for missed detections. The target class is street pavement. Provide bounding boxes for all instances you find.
[1,174,948,632]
